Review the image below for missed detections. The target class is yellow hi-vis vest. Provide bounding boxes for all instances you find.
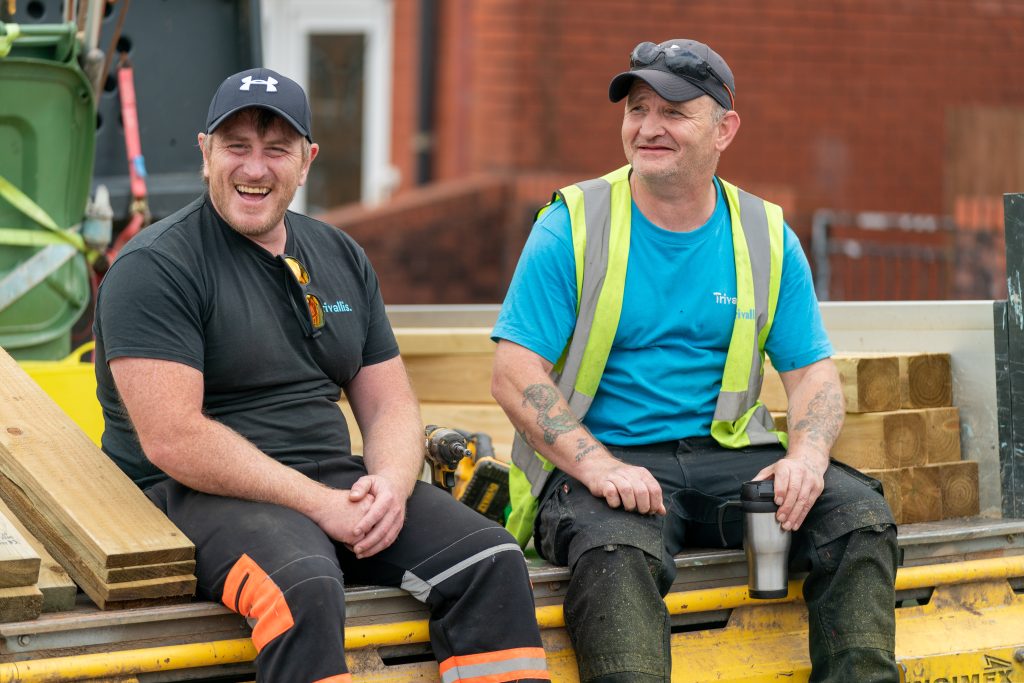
[505,165,789,548]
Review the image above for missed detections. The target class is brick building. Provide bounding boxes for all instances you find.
[315,0,1024,304]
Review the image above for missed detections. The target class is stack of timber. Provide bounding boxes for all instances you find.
[0,503,42,623]
[342,327,517,459]
[762,352,978,524]
[0,498,75,620]
[0,347,197,611]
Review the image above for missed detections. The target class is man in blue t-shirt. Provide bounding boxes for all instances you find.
[492,39,898,682]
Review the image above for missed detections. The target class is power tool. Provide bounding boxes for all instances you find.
[424,424,470,491]
[453,431,511,524]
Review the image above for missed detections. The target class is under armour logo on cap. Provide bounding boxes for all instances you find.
[240,75,278,92]
[206,68,313,141]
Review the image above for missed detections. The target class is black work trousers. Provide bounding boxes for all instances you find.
[534,438,899,683]
[146,455,548,683]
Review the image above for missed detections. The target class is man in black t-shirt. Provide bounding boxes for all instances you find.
[94,68,549,683]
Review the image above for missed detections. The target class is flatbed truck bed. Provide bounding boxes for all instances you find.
[2,516,1022,682]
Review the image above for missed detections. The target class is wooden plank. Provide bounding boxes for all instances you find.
[0,507,39,589]
[921,407,962,463]
[926,461,980,519]
[97,575,197,607]
[832,356,901,413]
[0,347,194,569]
[899,466,943,524]
[402,354,494,403]
[862,468,903,525]
[0,499,76,612]
[832,410,927,470]
[340,401,516,462]
[100,560,198,584]
[395,327,495,355]
[0,585,43,623]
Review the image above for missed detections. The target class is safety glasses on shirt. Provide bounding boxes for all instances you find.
[279,254,325,339]
[629,41,735,110]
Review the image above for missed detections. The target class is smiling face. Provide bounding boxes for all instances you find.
[621,82,736,192]
[198,110,318,244]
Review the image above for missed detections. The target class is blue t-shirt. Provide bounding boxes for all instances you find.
[492,178,833,446]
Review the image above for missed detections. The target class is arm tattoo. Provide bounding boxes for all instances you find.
[522,383,580,445]
[790,380,843,455]
[574,437,600,463]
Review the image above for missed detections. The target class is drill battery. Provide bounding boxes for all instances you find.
[454,432,510,524]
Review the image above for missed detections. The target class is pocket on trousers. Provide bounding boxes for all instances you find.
[671,487,743,548]
[536,473,575,566]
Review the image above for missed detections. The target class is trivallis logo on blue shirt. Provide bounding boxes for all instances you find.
[713,292,755,320]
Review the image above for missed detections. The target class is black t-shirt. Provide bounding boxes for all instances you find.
[94,194,399,488]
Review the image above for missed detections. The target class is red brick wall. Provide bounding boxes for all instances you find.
[317,175,516,303]
[400,0,1024,231]
[376,0,1024,302]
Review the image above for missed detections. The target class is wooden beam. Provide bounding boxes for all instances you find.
[899,466,943,524]
[832,356,901,413]
[395,327,495,355]
[921,407,962,463]
[402,354,494,403]
[0,348,194,570]
[832,410,927,470]
[897,353,952,409]
[862,468,903,525]
[928,461,980,519]
[0,585,43,623]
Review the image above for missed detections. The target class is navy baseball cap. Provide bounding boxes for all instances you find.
[609,39,735,110]
[206,68,313,141]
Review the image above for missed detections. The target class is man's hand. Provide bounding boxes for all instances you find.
[582,458,667,515]
[753,448,826,531]
[347,474,410,558]
[306,487,376,548]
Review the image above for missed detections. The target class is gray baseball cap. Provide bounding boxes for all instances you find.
[609,39,735,110]
[206,68,313,141]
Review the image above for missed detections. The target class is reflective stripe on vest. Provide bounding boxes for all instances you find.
[505,167,785,547]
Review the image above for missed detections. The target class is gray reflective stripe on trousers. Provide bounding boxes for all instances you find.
[400,543,523,602]
[511,176,612,497]
[713,189,774,423]
[441,654,548,683]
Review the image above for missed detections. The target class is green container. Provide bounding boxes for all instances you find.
[0,23,94,360]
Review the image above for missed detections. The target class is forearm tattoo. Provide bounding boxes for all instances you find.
[522,383,580,445]
[575,438,600,463]
[790,380,843,455]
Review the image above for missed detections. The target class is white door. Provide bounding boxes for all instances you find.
[262,0,396,212]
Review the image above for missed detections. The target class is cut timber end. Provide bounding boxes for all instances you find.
[901,354,953,408]
[929,461,980,518]
[834,356,901,413]
[899,466,943,524]
[0,585,43,623]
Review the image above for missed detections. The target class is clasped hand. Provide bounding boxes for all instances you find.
[310,475,408,559]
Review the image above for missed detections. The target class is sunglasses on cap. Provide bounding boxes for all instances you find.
[279,255,325,339]
[630,41,735,110]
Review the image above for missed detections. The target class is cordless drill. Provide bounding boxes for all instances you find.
[424,425,470,491]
